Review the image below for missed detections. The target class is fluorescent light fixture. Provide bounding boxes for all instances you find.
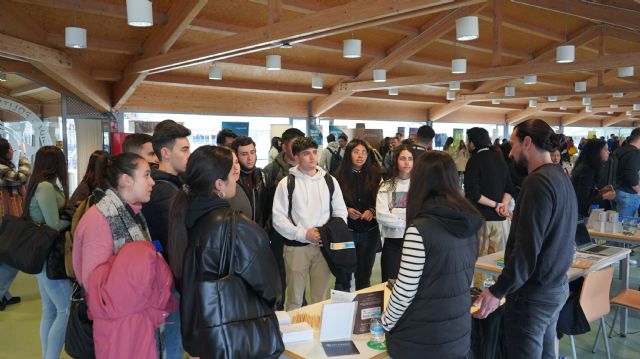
[456,16,479,41]
[373,69,386,82]
[343,39,361,58]
[65,27,87,48]
[126,0,153,27]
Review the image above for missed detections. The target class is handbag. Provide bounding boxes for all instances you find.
[0,215,60,274]
[65,282,95,359]
[195,211,284,359]
[46,234,68,280]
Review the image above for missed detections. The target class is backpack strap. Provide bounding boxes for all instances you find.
[286,173,335,226]
[324,173,334,216]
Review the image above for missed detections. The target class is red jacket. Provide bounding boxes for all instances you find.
[87,241,176,359]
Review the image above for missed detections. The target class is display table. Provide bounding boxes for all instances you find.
[475,246,631,335]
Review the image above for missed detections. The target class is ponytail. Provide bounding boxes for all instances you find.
[168,188,190,279]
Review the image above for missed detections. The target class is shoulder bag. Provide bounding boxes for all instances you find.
[0,215,60,274]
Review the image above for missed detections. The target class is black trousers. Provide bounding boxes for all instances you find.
[381,237,403,282]
[503,285,568,359]
[334,229,380,292]
[268,231,287,310]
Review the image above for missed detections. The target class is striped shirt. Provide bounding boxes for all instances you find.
[381,225,426,331]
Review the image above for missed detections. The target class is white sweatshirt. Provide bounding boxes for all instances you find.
[272,166,348,244]
[375,178,410,239]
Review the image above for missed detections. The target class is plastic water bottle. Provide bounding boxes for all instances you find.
[483,276,495,289]
[369,310,385,344]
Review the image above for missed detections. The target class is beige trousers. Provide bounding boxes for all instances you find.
[284,244,331,311]
[474,220,509,288]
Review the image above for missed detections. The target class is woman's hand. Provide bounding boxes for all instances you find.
[602,190,616,201]
[360,210,374,222]
[347,208,361,220]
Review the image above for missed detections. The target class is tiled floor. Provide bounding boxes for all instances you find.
[1,253,639,358]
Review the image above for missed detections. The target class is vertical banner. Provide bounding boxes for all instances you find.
[434,133,448,148]
[309,124,323,146]
[397,127,406,138]
[587,131,596,139]
[329,125,346,138]
[453,128,464,145]
[221,122,249,136]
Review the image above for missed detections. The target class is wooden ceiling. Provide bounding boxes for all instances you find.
[0,0,640,127]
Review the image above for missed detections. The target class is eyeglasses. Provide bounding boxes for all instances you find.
[352,150,368,156]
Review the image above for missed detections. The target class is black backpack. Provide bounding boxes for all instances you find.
[328,148,342,174]
[284,174,356,275]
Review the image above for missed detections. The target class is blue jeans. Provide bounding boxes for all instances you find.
[163,289,184,359]
[36,268,72,359]
[0,261,19,299]
[504,285,569,359]
[615,189,640,217]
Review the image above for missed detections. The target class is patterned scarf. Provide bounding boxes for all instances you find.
[95,188,151,253]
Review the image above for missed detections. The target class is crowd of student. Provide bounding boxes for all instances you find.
[1,119,640,358]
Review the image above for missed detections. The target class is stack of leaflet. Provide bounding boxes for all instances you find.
[277,311,314,344]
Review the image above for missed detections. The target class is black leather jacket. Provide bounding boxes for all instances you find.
[180,197,282,358]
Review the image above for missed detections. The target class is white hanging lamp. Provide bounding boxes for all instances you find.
[65,27,87,48]
[611,104,618,109]
[556,45,575,63]
[266,54,281,70]
[491,99,501,105]
[388,88,399,96]
[523,75,537,85]
[311,74,323,89]
[505,86,515,97]
[548,96,558,102]
[208,64,222,80]
[618,67,634,78]
[560,106,568,110]
[613,92,624,98]
[456,16,479,41]
[0,72,6,82]
[627,111,633,116]
[529,99,538,108]
[607,111,614,115]
[575,81,587,92]
[373,69,386,82]
[582,96,591,106]
[446,91,456,100]
[585,105,592,113]
[126,0,153,27]
[634,104,640,111]
[451,59,467,74]
[343,39,361,58]
[449,81,461,91]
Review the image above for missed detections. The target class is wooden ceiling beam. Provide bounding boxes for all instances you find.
[458,84,640,101]
[125,0,459,74]
[9,83,47,97]
[11,0,168,23]
[513,0,640,32]
[492,0,502,66]
[437,34,531,60]
[268,0,283,25]
[311,2,486,117]
[603,113,632,127]
[0,33,72,68]
[477,9,564,42]
[113,0,208,109]
[346,52,640,91]
[47,33,141,56]
[91,69,122,82]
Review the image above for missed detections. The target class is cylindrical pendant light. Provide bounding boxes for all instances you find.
[452,58,467,74]
[610,104,618,109]
[585,105,592,113]
[449,81,461,91]
[627,111,633,116]
[523,75,537,85]
[582,96,591,106]
[456,16,479,41]
[548,96,558,102]
[634,104,640,111]
[556,45,575,63]
[343,39,361,58]
[560,106,568,110]
[208,64,222,80]
[607,111,614,115]
[65,27,87,48]
[613,92,624,98]
[491,99,501,105]
[0,73,6,82]
[618,66,634,78]
[311,74,323,89]
[126,0,153,27]
[446,91,456,100]
[388,88,399,96]
[266,55,281,70]
[505,86,515,97]
[575,81,587,92]
[529,99,538,108]
[373,69,386,82]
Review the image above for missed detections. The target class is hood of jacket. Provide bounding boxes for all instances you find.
[151,168,182,187]
[289,165,328,180]
[417,197,482,238]
[326,141,340,152]
[185,195,230,229]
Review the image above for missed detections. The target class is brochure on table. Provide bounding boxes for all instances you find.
[319,301,359,356]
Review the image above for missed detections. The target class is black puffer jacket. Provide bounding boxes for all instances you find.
[180,195,283,359]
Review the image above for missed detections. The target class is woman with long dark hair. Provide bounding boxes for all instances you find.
[24,146,71,359]
[382,151,483,359]
[334,139,382,291]
[168,145,283,359]
[376,144,413,282]
[0,138,30,310]
[70,150,110,205]
[571,139,615,218]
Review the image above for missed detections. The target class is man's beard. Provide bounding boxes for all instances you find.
[513,155,529,175]
[240,163,255,172]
